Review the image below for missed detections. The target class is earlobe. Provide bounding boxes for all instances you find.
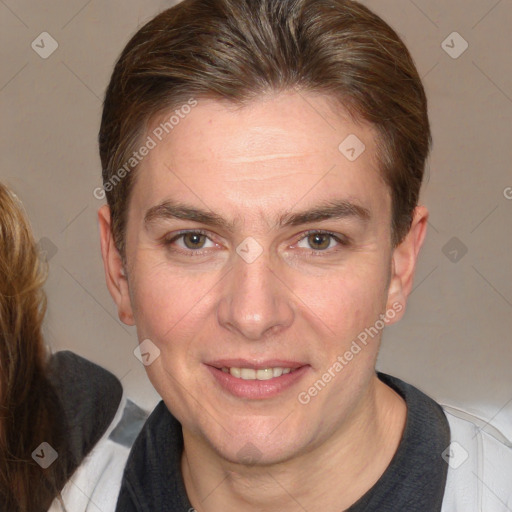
[385,206,428,324]
[98,205,135,326]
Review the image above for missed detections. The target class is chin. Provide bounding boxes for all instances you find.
[204,419,311,467]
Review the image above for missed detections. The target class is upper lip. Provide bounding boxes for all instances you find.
[206,359,307,370]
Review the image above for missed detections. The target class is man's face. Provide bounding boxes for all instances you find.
[112,91,407,464]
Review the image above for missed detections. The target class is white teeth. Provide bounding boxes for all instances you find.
[223,367,294,380]
[272,367,283,378]
[256,368,274,380]
[241,368,256,380]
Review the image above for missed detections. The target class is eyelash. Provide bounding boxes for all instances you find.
[162,229,349,257]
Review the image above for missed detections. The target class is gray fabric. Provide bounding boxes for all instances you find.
[346,372,450,511]
[115,372,451,512]
[47,350,123,466]
[109,399,149,448]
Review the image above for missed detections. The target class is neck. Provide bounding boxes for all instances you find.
[181,375,406,512]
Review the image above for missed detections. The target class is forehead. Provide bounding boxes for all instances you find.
[132,91,389,225]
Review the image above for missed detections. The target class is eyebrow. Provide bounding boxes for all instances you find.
[143,198,371,231]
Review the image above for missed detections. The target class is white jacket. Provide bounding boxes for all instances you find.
[441,404,512,511]
[48,393,135,512]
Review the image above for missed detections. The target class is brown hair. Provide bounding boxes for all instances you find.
[99,0,431,258]
[0,183,69,511]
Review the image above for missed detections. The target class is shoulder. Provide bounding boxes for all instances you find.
[46,351,149,512]
[49,396,149,512]
[440,404,512,512]
[47,350,123,462]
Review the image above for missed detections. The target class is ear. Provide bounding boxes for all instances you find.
[385,206,428,324]
[98,204,135,326]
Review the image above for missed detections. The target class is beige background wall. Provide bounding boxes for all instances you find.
[1,1,511,435]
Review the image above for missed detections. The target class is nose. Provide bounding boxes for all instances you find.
[216,245,294,340]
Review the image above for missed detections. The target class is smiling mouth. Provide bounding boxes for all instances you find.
[220,366,297,380]
[206,362,309,399]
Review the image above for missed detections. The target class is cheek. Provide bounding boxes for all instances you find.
[293,258,390,342]
[128,261,216,405]
[129,259,213,344]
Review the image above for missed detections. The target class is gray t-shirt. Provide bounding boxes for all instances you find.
[116,372,451,511]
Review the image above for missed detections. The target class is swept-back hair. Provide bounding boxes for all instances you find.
[100,0,430,258]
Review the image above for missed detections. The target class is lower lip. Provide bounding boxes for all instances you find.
[205,365,310,399]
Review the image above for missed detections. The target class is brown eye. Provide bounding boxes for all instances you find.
[182,232,208,249]
[296,231,348,253]
[307,233,332,250]
[163,230,216,253]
